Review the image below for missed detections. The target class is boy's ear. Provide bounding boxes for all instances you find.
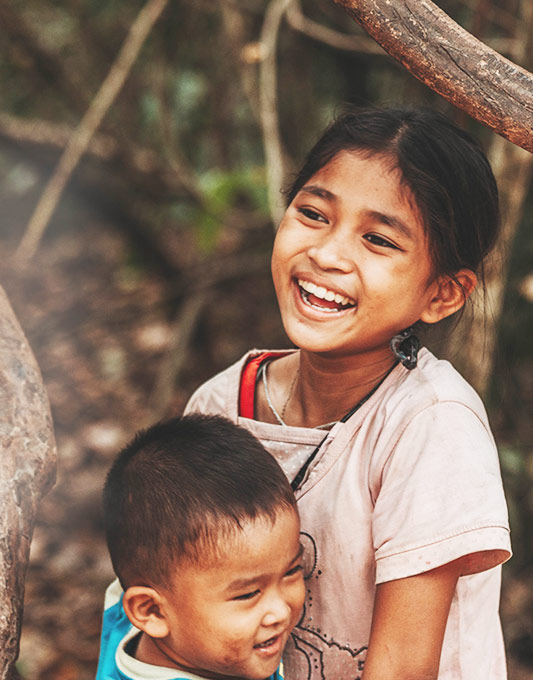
[123,586,170,639]
[420,269,477,324]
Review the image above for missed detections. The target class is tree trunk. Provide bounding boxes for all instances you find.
[444,138,533,394]
[331,0,533,152]
[0,288,56,679]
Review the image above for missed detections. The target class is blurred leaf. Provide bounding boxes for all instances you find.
[499,445,526,476]
[192,167,269,252]
[174,70,207,121]
[140,92,160,127]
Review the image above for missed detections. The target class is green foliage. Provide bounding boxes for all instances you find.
[194,167,268,251]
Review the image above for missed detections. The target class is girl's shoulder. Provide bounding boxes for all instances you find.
[376,348,489,427]
[184,349,295,419]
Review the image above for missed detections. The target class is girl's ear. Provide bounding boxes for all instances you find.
[123,586,170,638]
[420,269,477,324]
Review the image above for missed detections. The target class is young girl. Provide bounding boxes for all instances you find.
[185,108,511,680]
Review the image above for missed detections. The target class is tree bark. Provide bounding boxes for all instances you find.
[0,288,56,680]
[331,0,533,152]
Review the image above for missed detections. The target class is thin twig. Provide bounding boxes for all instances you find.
[286,0,386,55]
[15,0,169,265]
[147,250,270,421]
[220,1,262,124]
[259,0,294,229]
[0,112,120,162]
[148,289,211,423]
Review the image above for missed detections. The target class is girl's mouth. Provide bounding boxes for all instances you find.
[297,279,356,313]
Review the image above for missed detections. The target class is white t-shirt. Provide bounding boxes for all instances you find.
[185,348,511,680]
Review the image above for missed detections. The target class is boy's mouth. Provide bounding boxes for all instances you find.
[297,279,356,313]
[253,633,284,658]
[253,635,279,650]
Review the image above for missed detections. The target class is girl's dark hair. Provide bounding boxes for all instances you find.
[284,107,500,283]
[103,414,297,589]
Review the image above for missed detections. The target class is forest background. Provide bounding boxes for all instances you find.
[0,0,532,678]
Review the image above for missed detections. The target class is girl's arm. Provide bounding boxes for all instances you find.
[363,559,463,680]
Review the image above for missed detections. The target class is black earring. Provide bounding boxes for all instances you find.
[390,326,420,370]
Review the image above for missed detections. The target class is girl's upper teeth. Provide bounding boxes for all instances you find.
[298,279,354,306]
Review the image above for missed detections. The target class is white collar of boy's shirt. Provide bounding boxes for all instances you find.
[116,626,211,680]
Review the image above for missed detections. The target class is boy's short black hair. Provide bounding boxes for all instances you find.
[103,413,297,589]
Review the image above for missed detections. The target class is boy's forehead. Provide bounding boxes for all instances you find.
[174,506,300,579]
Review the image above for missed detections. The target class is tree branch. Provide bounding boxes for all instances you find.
[259,0,294,228]
[220,1,262,124]
[286,0,386,55]
[0,1,89,114]
[331,0,533,151]
[148,251,270,421]
[15,0,170,265]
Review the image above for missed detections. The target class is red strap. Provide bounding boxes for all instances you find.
[238,352,290,418]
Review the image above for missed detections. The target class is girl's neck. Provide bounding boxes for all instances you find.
[267,348,397,429]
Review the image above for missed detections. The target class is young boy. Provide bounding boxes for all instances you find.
[97,413,305,680]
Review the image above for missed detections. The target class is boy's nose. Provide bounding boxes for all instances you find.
[261,595,292,628]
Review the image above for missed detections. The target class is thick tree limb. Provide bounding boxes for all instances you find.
[0,287,56,680]
[15,0,170,265]
[442,0,533,395]
[331,0,533,152]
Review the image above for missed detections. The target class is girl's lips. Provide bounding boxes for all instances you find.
[293,279,357,316]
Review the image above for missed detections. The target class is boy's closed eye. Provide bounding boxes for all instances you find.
[231,563,303,601]
[233,589,261,601]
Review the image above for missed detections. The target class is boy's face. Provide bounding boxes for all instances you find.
[156,507,304,679]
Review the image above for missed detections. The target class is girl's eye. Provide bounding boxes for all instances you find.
[297,207,328,223]
[233,589,260,601]
[364,233,399,250]
[285,564,303,577]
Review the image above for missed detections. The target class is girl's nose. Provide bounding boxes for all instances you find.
[261,594,292,628]
[307,232,354,273]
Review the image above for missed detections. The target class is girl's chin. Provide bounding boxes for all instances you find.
[284,328,394,363]
[285,335,358,358]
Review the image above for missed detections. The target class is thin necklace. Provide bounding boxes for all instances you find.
[290,361,398,491]
[281,364,299,422]
[261,362,338,430]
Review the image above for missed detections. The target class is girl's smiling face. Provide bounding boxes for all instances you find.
[272,151,442,362]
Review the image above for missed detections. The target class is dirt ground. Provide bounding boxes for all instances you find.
[2,195,533,679]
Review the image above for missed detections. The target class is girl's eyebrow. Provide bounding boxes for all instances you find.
[300,185,337,202]
[299,185,416,240]
[366,210,415,241]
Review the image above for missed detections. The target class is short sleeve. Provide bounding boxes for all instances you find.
[372,401,511,584]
